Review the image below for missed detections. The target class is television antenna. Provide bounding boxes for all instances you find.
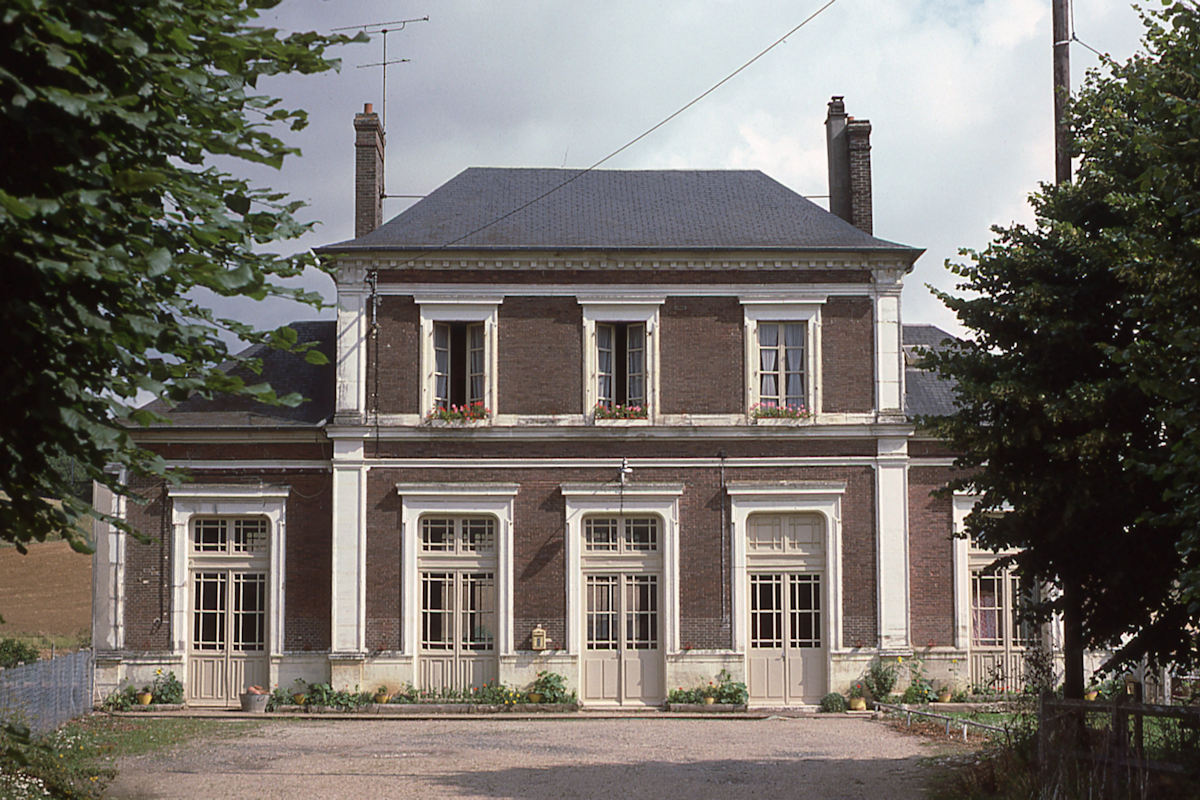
[334,16,428,135]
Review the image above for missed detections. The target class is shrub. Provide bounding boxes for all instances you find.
[667,669,747,705]
[862,657,900,700]
[819,692,848,713]
[149,670,183,704]
[0,721,111,799]
[101,685,139,712]
[528,671,575,704]
[0,638,40,668]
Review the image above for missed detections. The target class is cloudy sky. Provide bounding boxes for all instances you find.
[231,0,1147,336]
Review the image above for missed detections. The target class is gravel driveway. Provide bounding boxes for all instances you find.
[106,715,934,799]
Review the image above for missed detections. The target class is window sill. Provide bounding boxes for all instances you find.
[593,417,651,426]
[425,419,492,428]
[750,416,815,426]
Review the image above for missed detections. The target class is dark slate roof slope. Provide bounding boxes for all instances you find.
[903,324,958,418]
[321,167,920,254]
[140,321,334,428]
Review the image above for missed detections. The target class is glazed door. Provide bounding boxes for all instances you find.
[188,569,268,706]
[418,570,498,691]
[582,572,662,705]
[747,572,825,705]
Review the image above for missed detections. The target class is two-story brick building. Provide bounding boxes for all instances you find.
[93,97,1012,708]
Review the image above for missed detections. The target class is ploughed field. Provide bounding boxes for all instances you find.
[0,539,92,651]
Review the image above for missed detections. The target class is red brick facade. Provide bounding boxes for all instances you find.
[908,466,957,648]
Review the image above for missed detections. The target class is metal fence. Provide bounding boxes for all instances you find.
[0,650,93,734]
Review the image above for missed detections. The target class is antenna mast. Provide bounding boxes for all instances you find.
[334,16,429,135]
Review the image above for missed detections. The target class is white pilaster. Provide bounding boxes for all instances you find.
[875,437,910,651]
[331,439,368,654]
[91,477,126,653]
[951,493,975,650]
[336,264,369,420]
[872,270,904,415]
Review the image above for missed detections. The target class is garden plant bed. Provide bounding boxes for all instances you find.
[664,703,747,712]
[118,704,186,713]
[272,702,580,714]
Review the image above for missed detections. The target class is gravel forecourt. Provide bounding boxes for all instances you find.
[105,714,937,799]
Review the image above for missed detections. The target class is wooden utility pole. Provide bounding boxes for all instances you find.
[1053,0,1072,184]
[1052,0,1084,701]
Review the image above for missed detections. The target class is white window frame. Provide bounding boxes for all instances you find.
[415,297,501,419]
[741,300,823,419]
[578,299,662,422]
[167,485,289,662]
[395,483,519,657]
[561,482,682,654]
[727,481,844,654]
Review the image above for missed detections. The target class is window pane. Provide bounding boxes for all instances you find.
[749,573,782,648]
[585,518,618,551]
[461,573,495,651]
[586,575,618,650]
[460,518,495,553]
[194,519,226,552]
[626,575,658,650]
[232,573,266,652]
[192,572,226,651]
[422,518,455,552]
[596,324,614,405]
[467,324,485,405]
[623,517,658,551]
[421,572,454,650]
[972,572,1002,646]
[231,518,267,553]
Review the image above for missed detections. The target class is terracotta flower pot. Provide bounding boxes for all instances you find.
[849,696,867,711]
[136,692,153,706]
[703,696,716,705]
[292,694,307,705]
[374,692,391,705]
[527,692,543,704]
[937,689,953,703]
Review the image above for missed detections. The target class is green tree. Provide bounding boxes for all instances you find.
[925,2,1200,695]
[0,2,360,553]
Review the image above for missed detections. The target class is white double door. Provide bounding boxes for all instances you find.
[747,571,826,705]
[581,572,663,705]
[188,568,269,706]
[418,569,498,691]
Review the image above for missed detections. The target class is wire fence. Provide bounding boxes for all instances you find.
[0,650,93,735]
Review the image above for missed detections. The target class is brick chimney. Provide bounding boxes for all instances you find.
[354,102,384,238]
[825,96,873,235]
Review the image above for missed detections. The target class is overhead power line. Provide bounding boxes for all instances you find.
[392,0,841,255]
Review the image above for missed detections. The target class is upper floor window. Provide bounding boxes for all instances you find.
[580,299,661,421]
[417,298,499,420]
[742,300,821,418]
[596,322,646,410]
[757,322,806,411]
[434,322,485,409]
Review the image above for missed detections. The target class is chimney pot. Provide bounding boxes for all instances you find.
[825,96,873,235]
[353,103,385,238]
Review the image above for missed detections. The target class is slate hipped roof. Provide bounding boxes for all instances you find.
[319,167,921,257]
[140,321,335,428]
[903,324,958,418]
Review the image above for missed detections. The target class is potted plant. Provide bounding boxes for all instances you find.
[937,684,953,703]
[527,671,573,705]
[848,682,867,711]
[700,682,717,705]
[136,686,153,706]
[373,685,392,704]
